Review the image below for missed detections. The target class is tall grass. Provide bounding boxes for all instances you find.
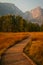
[24,32,43,65]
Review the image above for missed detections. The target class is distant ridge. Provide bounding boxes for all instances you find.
[0,3,43,24]
[0,3,24,17]
[25,7,43,24]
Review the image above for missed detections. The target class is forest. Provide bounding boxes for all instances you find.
[0,15,43,32]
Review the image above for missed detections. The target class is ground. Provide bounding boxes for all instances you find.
[0,32,28,56]
[0,32,43,65]
[24,32,43,65]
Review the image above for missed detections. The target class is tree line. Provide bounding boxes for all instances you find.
[0,15,43,32]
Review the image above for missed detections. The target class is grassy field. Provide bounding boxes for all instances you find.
[0,32,43,65]
[24,32,43,65]
[0,32,29,56]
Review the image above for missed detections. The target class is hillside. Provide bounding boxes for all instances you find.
[0,3,24,17]
[25,7,43,24]
[0,3,43,24]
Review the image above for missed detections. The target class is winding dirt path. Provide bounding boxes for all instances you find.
[1,37,36,65]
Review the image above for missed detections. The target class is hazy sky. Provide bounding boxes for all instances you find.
[0,0,43,12]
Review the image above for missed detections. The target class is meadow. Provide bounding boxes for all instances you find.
[0,32,43,65]
[24,32,43,65]
[0,32,28,56]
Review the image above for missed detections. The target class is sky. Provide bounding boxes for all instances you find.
[0,0,43,12]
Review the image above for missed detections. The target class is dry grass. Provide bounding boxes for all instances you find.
[0,32,29,56]
[24,32,43,65]
[29,32,43,41]
[0,32,43,65]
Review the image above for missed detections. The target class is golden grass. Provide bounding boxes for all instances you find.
[0,32,43,65]
[29,41,43,65]
[24,32,43,65]
[0,32,29,56]
[29,32,43,40]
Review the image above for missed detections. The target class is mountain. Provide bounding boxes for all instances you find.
[0,3,43,24]
[0,3,24,17]
[23,11,33,21]
[25,7,43,24]
[31,7,43,24]
[31,7,43,18]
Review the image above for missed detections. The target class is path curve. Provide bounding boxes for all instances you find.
[1,37,36,65]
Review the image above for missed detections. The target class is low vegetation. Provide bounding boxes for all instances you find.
[24,32,43,65]
[0,32,28,56]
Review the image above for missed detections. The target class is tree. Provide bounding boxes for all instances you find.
[16,16,24,32]
[27,22,40,32]
[0,15,41,32]
[40,24,43,31]
[23,19,28,32]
